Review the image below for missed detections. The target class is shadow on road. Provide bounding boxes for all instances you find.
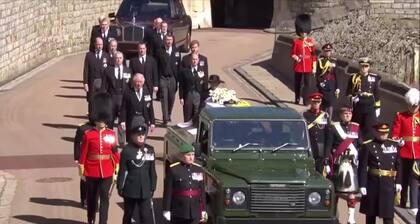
[61,137,75,142]
[14,215,84,224]
[30,197,81,208]
[64,114,88,120]
[42,123,79,129]
[61,86,85,90]
[55,94,86,99]
[116,198,168,224]
[60,79,83,83]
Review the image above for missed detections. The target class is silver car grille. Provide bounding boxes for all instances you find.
[250,184,306,213]
[123,26,144,42]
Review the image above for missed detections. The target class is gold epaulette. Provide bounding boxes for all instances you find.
[363,139,373,145]
[170,162,180,167]
[192,162,202,167]
[387,138,400,143]
[350,122,359,126]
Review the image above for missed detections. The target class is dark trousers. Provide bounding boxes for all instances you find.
[171,216,200,224]
[352,103,377,140]
[183,91,202,122]
[417,189,420,223]
[80,179,86,203]
[294,73,312,105]
[366,215,393,224]
[86,177,113,224]
[160,76,177,122]
[123,197,153,224]
[400,158,419,208]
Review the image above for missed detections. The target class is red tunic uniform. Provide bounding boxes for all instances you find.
[290,37,317,73]
[80,128,120,178]
[392,111,420,159]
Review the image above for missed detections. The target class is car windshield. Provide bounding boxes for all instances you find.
[212,120,308,150]
[117,0,170,20]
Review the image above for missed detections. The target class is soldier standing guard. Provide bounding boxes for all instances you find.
[163,143,207,224]
[79,93,120,224]
[303,92,329,173]
[324,105,362,224]
[315,43,339,120]
[391,88,420,214]
[117,125,157,224]
[359,123,402,224]
[290,14,317,105]
[346,57,381,139]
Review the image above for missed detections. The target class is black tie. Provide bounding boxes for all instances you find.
[118,67,122,80]
[140,57,144,64]
[193,68,198,76]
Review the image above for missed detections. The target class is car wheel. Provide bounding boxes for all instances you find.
[181,30,191,53]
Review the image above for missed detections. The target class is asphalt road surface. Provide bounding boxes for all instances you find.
[0,29,402,223]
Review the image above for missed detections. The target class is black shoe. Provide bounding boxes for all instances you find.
[294,100,300,105]
[162,121,168,127]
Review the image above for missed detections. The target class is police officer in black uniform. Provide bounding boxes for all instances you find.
[163,143,207,224]
[303,92,329,173]
[359,123,402,224]
[347,57,381,139]
[117,125,157,224]
[74,120,95,207]
[315,43,339,120]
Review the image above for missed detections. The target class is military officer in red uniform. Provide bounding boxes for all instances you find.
[359,123,402,224]
[303,92,329,173]
[79,93,120,224]
[163,143,207,224]
[290,14,317,105]
[315,43,339,120]
[346,57,381,140]
[392,87,420,214]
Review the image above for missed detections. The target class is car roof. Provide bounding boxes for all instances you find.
[201,106,303,120]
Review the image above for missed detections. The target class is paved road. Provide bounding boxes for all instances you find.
[0,28,403,223]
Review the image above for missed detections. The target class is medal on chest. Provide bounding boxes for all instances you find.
[192,172,203,181]
[136,150,143,160]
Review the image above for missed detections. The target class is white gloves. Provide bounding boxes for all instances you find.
[201,211,208,222]
[396,184,402,192]
[360,187,367,195]
[352,96,359,104]
[398,139,405,147]
[120,122,126,131]
[335,89,340,98]
[324,165,331,175]
[375,108,381,118]
[163,211,171,221]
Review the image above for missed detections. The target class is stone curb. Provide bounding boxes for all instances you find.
[0,171,17,223]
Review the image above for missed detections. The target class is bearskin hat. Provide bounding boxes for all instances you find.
[295,14,312,36]
[405,88,419,106]
[90,92,113,123]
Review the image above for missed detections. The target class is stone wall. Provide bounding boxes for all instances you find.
[183,0,212,29]
[369,0,420,19]
[0,0,121,85]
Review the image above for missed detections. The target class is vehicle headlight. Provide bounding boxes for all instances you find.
[232,191,246,205]
[308,192,321,206]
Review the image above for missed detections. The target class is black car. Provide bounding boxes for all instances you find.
[109,0,192,56]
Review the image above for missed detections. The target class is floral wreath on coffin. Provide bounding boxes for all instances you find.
[208,88,251,107]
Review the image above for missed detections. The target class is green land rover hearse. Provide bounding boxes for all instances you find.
[164,106,338,224]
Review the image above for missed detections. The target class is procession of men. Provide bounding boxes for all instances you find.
[75,14,420,224]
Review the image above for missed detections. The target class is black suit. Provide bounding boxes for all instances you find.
[102,65,132,123]
[120,87,155,139]
[179,66,208,122]
[89,26,119,53]
[117,142,157,224]
[83,51,110,101]
[181,54,209,78]
[156,46,181,122]
[129,56,158,93]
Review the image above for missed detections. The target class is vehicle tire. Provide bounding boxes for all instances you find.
[181,30,191,53]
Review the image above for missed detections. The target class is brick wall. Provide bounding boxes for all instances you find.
[0,0,121,85]
[369,0,420,19]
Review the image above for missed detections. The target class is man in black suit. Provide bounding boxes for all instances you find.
[89,17,118,53]
[102,51,132,128]
[129,42,158,96]
[153,21,169,56]
[107,39,118,67]
[179,53,208,123]
[144,17,162,57]
[181,40,209,78]
[83,37,110,102]
[120,73,155,141]
[156,34,181,126]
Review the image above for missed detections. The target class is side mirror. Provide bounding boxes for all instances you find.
[193,142,202,158]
